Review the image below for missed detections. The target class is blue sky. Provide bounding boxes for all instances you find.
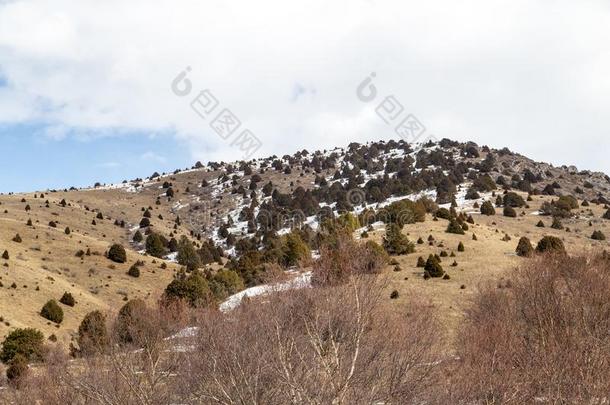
[0,125,193,193]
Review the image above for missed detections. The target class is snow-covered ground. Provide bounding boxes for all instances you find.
[219,271,312,312]
[164,251,178,263]
[166,272,312,342]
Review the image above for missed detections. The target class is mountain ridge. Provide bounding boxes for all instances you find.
[1,137,609,350]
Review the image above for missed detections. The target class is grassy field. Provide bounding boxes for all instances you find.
[1,168,608,353]
[366,193,609,351]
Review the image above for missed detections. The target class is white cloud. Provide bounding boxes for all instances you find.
[0,0,609,172]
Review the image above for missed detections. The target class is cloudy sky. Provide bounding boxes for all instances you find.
[1,0,609,192]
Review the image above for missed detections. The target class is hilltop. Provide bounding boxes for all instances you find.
[0,138,609,349]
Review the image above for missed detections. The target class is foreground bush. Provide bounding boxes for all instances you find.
[6,354,29,387]
[312,235,388,286]
[77,310,109,356]
[9,275,440,404]
[452,254,610,403]
[183,276,440,404]
[0,328,45,364]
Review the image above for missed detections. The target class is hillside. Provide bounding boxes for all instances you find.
[1,137,609,350]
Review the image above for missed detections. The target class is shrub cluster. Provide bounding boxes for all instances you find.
[108,244,127,263]
[41,300,64,324]
[59,292,75,307]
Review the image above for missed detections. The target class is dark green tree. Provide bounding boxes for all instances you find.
[164,271,214,308]
[177,236,201,271]
[516,237,534,257]
[41,300,63,324]
[383,223,415,255]
[108,244,127,263]
[536,236,566,255]
[0,328,45,364]
[59,292,75,307]
[145,233,168,258]
[446,219,465,235]
[480,201,496,216]
[424,254,444,278]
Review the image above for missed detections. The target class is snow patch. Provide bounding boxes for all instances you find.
[219,272,312,312]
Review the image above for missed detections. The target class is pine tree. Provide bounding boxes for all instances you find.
[536,236,566,255]
[176,236,201,271]
[0,328,45,364]
[108,244,127,263]
[551,217,564,230]
[591,230,606,241]
[516,237,534,257]
[164,271,214,308]
[480,201,496,216]
[446,218,465,235]
[127,264,141,278]
[40,300,63,324]
[59,292,75,307]
[503,206,517,218]
[282,233,311,267]
[424,254,444,278]
[383,224,415,255]
[146,233,168,258]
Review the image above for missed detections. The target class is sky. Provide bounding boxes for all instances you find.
[1,0,610,193]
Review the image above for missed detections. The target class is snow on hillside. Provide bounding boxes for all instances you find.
[219,271,312,312]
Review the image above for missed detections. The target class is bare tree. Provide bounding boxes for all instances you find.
[448,253,610,403]
[181,274,440,404]
[7,300,191,405]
